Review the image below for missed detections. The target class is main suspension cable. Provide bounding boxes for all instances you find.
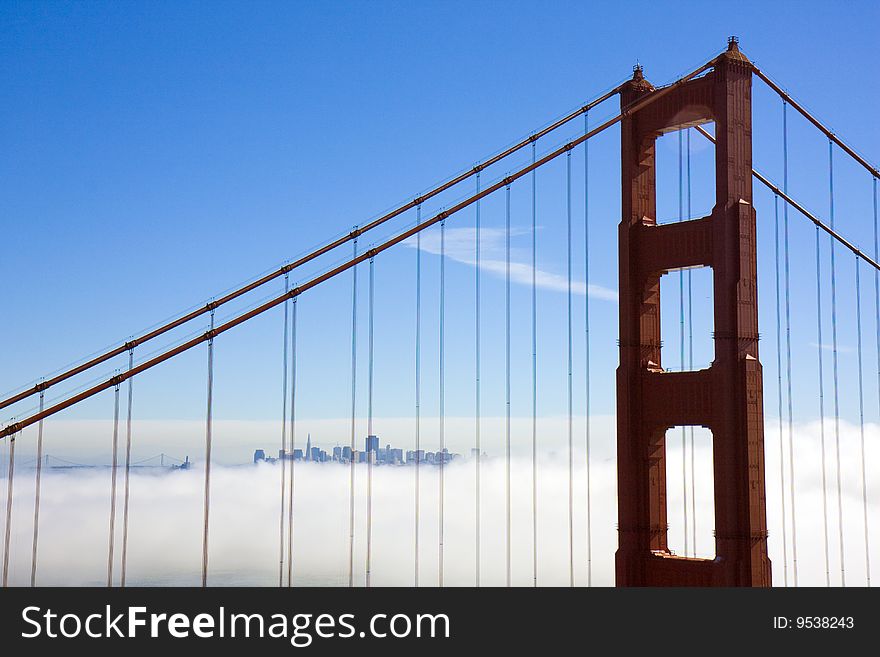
[30,391,45,587]
[348,234,358,588]
[201,307,215,588]
[278,274,290,587]
[751,66,880,180]
[107,378,121,587]
[828,140,845,587]
[120,349,134,587]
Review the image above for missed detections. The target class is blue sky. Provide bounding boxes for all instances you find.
[2,0,879,447]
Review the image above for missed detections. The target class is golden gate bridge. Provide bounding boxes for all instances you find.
[1,38,877,587]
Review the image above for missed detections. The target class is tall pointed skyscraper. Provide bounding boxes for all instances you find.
[305,433,311,461]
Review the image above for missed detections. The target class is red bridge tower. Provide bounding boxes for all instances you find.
[615,39,771,586]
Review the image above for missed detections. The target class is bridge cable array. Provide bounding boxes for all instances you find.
[0,85,627,419]
[0,56,718,443]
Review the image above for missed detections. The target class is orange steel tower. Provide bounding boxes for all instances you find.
[615,38,771,586]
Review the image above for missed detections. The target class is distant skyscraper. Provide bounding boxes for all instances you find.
[253,449,266,463]
[333,446,342,461]
[305,433,312,461]
[343,446,353,462]
[365,435,379,454]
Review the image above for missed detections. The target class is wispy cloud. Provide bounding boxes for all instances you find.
[809,342,854,354]
[404,227,617,301]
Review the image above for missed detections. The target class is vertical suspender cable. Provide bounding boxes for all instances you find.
[439,216,446,587]
[107,378,121,587]
[348,234,358,588]
[687,128,696,556]
[855,257,871,586]
[524,138,538,588]
[287,296,297,587]
[475,177,481,588]
[532,143,539,589]
[815,225,831,587]
[120,349,134,587]
[783,100,799,586]
[29,390,45,586]
[415,205,422,587]
[828,140,845,587]
[505,181,512,587]
[870,176,879,587]
[774,195,789,586]
[583,114,592,584]
[2,433,16,587]
[366,256,375,587]
[201,307,215,588]
[678,129,688,558]
[278,274,290,587]
[566,149,574,587]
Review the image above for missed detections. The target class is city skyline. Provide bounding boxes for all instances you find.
[254,433,481,466]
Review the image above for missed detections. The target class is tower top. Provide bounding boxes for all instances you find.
[722,35,750,64]
[623,61,653,94]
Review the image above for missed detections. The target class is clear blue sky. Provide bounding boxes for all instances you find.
[2,0,879,441]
